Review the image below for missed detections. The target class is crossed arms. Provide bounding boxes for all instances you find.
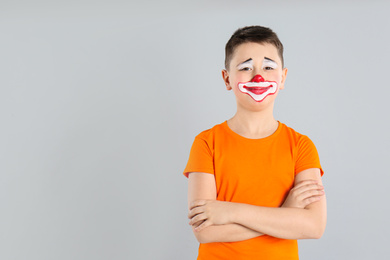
[187,168,327,243]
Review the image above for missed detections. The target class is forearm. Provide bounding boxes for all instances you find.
[231,202,326,240]
[193,223,263,243]
[188,169,327,240]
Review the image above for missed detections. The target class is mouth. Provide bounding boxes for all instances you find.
[237,81,278,102]
[243,86,271,95]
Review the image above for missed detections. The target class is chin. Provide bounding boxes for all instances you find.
[239,98,276,112]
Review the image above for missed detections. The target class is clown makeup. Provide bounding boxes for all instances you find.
[235,57,280,102]
[237,67,278,102]
[237,75,278,102]
[262,58,278,70]
[237,58,254,71]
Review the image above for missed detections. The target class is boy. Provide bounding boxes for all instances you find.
[183,26,326,259]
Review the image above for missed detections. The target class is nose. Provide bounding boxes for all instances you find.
[251,74,264,82]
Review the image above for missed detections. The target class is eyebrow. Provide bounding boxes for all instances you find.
[264,57,276,63]
[237,57,277,67]
[237,58,253,67]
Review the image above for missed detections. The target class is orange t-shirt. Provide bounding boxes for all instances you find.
[184,121,323,260]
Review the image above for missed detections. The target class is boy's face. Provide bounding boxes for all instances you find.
[222,42,287,110]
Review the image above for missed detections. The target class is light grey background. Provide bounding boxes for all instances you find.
[1,1,389,259]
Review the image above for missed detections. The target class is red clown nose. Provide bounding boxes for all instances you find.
[251,74,265,82]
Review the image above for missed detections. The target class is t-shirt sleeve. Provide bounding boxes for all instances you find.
[295,135,324,176]
[183,136,214,178]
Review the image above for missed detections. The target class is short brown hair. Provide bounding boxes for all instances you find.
[225,26,284,70]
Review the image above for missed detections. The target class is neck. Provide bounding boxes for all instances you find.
[227,105,278,139]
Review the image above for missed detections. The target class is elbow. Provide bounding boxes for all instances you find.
[193,228,212,244]
[192,227,216,244]
[308,226,325,239]
[194,231,207,243]
[305,218,326,239]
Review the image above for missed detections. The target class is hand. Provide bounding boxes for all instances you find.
[188,200,234,232]
[282,180,325,209]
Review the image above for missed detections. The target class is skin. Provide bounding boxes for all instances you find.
[188,172,325,243]
[222,42,287,138]
[236,59,279,102]
[187,42,327,243]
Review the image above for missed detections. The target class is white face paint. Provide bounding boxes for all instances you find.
[237,59,254,71]
[262,59,278,70]
[237,58,279,102]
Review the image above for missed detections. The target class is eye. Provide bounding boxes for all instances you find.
[262,60,278,70]
[239,67,252,71]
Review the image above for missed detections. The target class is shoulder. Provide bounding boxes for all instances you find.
[280,123,323,175]
[191,122,228,155]
[279,122,313,145]
[194,122,226,141]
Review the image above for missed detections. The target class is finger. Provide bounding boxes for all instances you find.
[290,181,318,193]
[298,188,325,200]
[293,183,324,195]
[194,220,212,232]
[192,220,205,229]
[189,200,206,210]
[302,195,323,207]
[293,180,319,189]
[189,213,208,226]
[300,190,325,206]
[188,206,204,219]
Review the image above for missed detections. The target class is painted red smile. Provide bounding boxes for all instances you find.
[243,86,271,95]
[238,74,278,102]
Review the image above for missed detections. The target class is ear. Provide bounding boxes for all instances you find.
[222,69,232,90]
[279,67,288,90]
